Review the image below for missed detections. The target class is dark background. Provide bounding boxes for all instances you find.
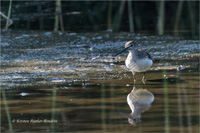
[1,1,199,39]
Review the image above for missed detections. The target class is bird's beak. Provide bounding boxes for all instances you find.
[115,45,132,56]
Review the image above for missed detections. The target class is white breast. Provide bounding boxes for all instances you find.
[125,54,153,72]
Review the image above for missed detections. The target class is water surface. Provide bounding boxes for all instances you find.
[1,30,199,132]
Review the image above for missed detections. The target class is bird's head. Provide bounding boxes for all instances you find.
[125,41,135,49]
[115,41,136,56]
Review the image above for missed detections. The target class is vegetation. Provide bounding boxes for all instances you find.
[1,1,199,39]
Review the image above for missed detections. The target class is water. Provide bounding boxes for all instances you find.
[1,30,199,132]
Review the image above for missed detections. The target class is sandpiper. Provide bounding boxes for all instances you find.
[115,41,153,84]
[127,86,154,125]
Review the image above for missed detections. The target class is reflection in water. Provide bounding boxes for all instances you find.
[126,86,154,126]
[2,89,13,132]
[163,70,170,133]
[51,88,57,132]
[1,68,199,132]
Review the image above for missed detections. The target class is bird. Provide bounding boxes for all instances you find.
[115,41,153,84]
[127,86,154,126]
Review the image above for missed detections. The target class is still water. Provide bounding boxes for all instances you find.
[1,30,199,132]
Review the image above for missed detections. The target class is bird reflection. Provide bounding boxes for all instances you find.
[126,86,154,126]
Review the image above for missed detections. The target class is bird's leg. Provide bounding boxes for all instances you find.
[132,71,136,85]
[133,75,136,85]
[142,72,146,84]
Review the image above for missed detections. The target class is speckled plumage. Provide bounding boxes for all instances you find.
[125,49,153,75]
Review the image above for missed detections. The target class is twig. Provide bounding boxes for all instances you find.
[5,0,13,29]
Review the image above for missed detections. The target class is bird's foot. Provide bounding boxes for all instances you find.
[133,79,136,85]
[82,80,87,88]
[142,76,146,85]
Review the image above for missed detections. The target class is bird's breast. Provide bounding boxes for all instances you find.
[125,53,153,72]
